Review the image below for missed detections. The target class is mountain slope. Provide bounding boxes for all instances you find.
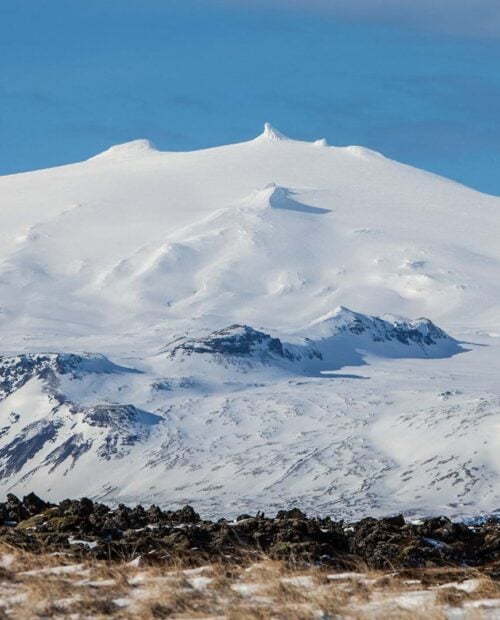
[1,124,499,352]
[0,125,499,518]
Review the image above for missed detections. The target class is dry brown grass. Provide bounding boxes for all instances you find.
[0,543,498,619]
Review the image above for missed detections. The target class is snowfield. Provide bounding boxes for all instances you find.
[0,124,499,518]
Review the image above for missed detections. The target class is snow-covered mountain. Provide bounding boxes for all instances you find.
[165,309,460,375]
[0,124,499,519]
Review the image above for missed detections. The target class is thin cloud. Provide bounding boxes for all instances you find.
[227,0,500,37]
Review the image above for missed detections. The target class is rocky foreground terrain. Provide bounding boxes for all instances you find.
[0,494,500,618]
[2,493,500,569]
[1,495,500,618]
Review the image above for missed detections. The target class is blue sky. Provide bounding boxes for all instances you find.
[1,0,500,194]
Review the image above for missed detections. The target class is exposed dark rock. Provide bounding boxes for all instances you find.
[0,353,139,402]
[44,434,93,472]
[331,309,451,348]
[0,420,62,477]
[172,505,200,524]
[167,325,286,359]
[276,508,307,520]
[0,495,498,569]
[22,492,51,516]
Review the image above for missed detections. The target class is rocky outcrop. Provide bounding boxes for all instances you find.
[1,494,498,569]
[165,309,459,372]
[167,325,287,360]
[0,353,138,401]
[305,306,454,350]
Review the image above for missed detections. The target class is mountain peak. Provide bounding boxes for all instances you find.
[257,123,289,142]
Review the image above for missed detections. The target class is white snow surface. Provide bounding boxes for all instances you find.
[0,124,499,519]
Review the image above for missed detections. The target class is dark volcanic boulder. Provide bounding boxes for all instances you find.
[276,508,307,520]
[22,492,51,516]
